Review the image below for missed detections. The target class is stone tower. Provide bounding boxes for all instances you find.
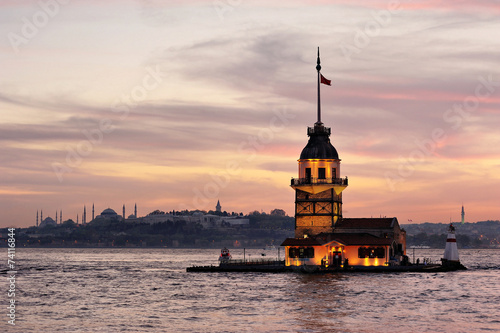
[290,48,348,238]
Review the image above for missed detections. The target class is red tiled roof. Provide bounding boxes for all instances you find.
[281,233,393,247]
[280,238,324,246]
[336,217,397,229]
[331,233,393,246]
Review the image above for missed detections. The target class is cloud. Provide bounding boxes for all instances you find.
[1,1,499,226]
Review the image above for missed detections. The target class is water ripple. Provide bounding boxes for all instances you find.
[11,248,500,332]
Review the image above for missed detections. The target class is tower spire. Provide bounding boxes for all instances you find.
[316,47,322,125]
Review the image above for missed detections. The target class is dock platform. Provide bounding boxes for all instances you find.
[187,260,466,273]
[187,259,292,273]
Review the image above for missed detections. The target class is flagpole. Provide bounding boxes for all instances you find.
[316,47,321,125]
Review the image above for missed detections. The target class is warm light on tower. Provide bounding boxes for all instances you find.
[290,48,348,238]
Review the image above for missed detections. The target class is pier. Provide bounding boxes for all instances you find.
[187,259,292,272]
[186,260,466,273]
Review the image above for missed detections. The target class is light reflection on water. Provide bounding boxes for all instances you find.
[6,248,500,332]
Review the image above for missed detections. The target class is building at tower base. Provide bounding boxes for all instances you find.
[282,217,406,267]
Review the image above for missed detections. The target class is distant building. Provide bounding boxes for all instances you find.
[93,208,122,222]
[38,202,248,229]
[39,217,57,228]
[216,200,222,213]
[200,214,249,228]
[123,207,249,228]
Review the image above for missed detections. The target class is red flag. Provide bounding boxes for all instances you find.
[320,74,331,86]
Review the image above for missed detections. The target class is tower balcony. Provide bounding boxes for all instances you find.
[291,177,348,186]
[308,126,331,136]
[291,177,348,195]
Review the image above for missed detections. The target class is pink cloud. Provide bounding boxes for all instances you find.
[246,0,500,13]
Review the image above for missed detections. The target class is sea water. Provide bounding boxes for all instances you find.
[3,248,499,332]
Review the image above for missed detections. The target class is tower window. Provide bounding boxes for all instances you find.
[318,168,326,179]
[332,168,337,179]
[305,168,311,181]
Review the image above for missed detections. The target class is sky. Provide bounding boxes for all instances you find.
[1,0,500,228]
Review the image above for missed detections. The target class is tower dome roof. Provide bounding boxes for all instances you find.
[300,124,339,160]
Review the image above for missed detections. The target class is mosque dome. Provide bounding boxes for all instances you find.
[39,217,57,228]
[101,208,118,217]
[299,124,339,160]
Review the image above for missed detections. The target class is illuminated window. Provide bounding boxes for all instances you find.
[358,247,385,258]
[289,247,315,258]
[318,168,326,179]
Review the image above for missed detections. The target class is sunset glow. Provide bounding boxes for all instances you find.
[1,0,499,227]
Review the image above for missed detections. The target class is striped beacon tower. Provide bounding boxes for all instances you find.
[443,223,459,262]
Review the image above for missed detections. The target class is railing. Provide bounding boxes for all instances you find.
[220,259,285,266]
[307,126,331,136]
[291,177,348,186]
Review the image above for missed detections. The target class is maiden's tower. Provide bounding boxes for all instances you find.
[281,49,407,268]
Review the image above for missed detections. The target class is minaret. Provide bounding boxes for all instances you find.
[216,200,222,213]
[92,203,95,221]
[41,210,43,223]
[56,211,58,224]
[83,206,86,224]
[461,205,465,224]
[77,214,79,224]
[290,48,347,238]
[36,210,39,227]
[134,203,137,217]
[123,204,125,221]
[60,210,62,223]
